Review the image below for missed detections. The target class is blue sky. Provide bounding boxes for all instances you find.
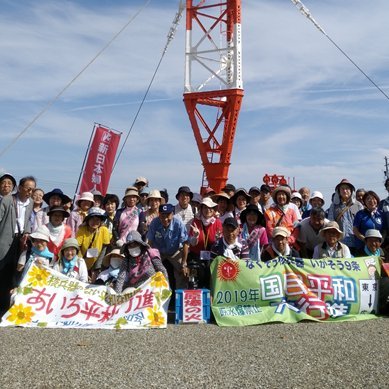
[1,0,389,205]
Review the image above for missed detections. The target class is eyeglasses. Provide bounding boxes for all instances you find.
[22,186,34,192]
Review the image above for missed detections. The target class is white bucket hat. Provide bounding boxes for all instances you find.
[310,191,325,205]
[30,226,50,242]
[364,229,383,241]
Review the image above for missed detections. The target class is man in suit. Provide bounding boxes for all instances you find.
[0,176,36,316]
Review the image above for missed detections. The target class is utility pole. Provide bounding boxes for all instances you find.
[385,156,389,180]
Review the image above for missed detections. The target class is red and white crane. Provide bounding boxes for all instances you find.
[183,0,243,194]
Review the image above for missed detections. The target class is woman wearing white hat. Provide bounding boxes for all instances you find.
[17,225,54,276]
[356,229,385,262]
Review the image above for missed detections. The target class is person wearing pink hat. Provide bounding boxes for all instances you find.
[66,191,95,237]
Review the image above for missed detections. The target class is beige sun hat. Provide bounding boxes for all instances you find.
[319,221,344,239]
[102,248,125,267]
[123,188,140,200]
[146,189,163,202]
[272,226,290,238]
[30,226,50,242]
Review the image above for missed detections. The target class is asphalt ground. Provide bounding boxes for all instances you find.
[1,317,388,388]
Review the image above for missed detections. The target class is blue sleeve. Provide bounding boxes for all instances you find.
[147,219,156,242]
[353,210,363,228]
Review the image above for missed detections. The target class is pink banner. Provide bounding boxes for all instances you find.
[79,125,121,196]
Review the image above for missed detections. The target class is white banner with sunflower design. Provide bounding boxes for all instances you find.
[0,262,171,329]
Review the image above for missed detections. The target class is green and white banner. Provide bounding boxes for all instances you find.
[211,256,381,326]
[0,262,171,329]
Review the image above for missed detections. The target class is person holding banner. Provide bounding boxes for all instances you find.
[76,207,111,281]
[67,191,95,237]
[261,226,299,261]
[211,217,249,261]
[53,238,88,282]
[115,230,168,293]
[16,225,54,282]
[356,229,385,262]
[312,221,352,259]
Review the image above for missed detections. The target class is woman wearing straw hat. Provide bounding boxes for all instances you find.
[212,192,233,223]
[312,221,351,259]
[114,187,140,246]
[53,238,88,282]
[138,189,163,240]
[264,186,299,246]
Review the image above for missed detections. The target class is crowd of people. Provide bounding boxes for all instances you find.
[1,172,388,316]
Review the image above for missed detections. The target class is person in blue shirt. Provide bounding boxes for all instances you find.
[353,191,384,250]
[147,204,189,291]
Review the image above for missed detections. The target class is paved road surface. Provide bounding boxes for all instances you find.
[1,317,388,388]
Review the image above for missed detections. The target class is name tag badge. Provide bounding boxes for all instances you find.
[86,248,99,258]
[200,250,211,261]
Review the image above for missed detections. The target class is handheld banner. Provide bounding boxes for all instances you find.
[0,263,171,329]
[79,125,121,196]
[211,256,381,326]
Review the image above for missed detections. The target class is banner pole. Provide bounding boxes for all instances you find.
[74,124,97,202]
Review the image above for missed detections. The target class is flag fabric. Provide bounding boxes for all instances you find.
[79,125,121,196]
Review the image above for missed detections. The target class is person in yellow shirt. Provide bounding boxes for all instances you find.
[76,207,111,281]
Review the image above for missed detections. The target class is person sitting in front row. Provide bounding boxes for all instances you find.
[261,226,300,262]
[356,229,386,262]
[211,217,249,261]
[312,221,351,259]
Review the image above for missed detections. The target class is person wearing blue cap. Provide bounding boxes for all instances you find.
[147,203,189,292]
